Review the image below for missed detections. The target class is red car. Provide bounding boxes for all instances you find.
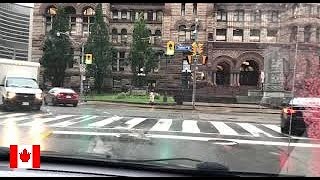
[44,87,79,107]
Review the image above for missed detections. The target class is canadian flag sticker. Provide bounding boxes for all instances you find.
[10,145,40,169]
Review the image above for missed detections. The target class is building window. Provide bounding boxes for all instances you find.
[178,25,186,42]
[216,29,227,41]
[112,10,118,19]
[112,29,118,43]
[147,11,153,21]
[190,25,196,40]
[318,6,320,17]
[193,3,197,15]
[304,25,311,42]
[82,7,95,35]
[267,29,278,37]
[251,10,261,22]
[119,51,125,71]
[234,10,244,22]
[121,10,127,19]
[148,30,152,44]
[208,33,213,41]
[290,26,298,42]
[45,6,57,33]
[121,29,127,44]
[233,29,243,42]
[250,29,260,42]
[155,30,161,45]
[156,11,163,22]
[270,11,279,22]
[217,9,227,22]
[306,4,312,15]
[316,28,320,43]
[65,7,76,35]
[181,3,185,16]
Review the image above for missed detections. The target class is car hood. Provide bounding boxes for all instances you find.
[4,87,42,94]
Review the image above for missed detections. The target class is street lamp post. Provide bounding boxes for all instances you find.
[191,18,199,110]
[56,32,85,102]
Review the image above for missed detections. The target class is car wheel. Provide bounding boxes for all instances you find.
[281,127,289,134]
[73,103,78,107]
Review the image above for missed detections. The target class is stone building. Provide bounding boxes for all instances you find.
[31,3,320,104]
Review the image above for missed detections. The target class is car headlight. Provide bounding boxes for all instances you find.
[35,93,42,100]
[6,92,16,99]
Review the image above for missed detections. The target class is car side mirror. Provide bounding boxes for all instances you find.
[0,84,3,86]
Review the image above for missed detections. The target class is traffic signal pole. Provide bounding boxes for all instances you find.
[80,43,84,102]
[191,18,199,110]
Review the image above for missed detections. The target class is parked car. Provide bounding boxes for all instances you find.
[44,87,79,107]
[280,97,320,136]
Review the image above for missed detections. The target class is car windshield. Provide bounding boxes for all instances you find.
[6,77,39,89]
[2,2,320,177]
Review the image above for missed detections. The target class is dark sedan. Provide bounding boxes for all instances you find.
[280,97,320,137]
[44,87,79,107]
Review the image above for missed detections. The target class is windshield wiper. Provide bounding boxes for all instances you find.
[107,157,203,163]
[22,85,33,88]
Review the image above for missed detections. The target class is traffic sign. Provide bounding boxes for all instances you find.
[175,44,192,52]
[166,41,175,55]
[85,54,93,64]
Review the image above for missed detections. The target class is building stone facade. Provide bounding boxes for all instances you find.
[31,3,320,102]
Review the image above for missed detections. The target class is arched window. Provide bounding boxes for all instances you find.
[65,6,76,34]
[304,25,311,42]
[82,7,95,35]
[45,6,57,33]
[156,11,163,22]
[121,29,127,44]
[216,62,231,85]
[290,26,298,42]
[112,29,118,43]
[240,60,260,86]
[178,25,186,42]
[193,3,197,15]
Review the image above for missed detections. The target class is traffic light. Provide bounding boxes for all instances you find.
[85,53,93,64]
[198,43,204,55]
[187,55,193,64]
[201,55,207,65]
[191,42,197,56]
[166,41,175,55]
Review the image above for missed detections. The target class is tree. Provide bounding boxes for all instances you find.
[85,3,116,94]
[129,13,158,87]
[41,6,73,87]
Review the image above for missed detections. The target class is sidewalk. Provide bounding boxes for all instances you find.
[83,100,280,114]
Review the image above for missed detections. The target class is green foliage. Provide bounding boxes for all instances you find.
[116,92,127,99]
[41,6,73,87]
[154,93,160,100]
[85,3,116,94]
[128,12,158,87]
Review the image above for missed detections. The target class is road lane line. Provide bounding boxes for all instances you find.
[182,120,200,133]
[263,124,281,133]
[88,116,123,127]
[19,115,75,126]
[149,119,172,131]
[115,118,147,129]
[50,115,98,127]
[237,123,274,137]
[210,122,238,136]
[52,130,320,148]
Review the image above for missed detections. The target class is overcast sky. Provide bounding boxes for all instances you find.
[15,3,34,7]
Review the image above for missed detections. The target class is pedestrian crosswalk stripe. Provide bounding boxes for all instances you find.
[19,115,75,126]
[115,118,147,129]
[0,116,29,125]
[88,116,123,127]
[236,123,274,137]
[149,119,172,131]
[262,124,281,134]
[182,120,200,133]
[50,116,99,127]
[210,122,238,136]
[0,113,28,118]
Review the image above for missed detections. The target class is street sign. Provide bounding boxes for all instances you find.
[85,54,92,64]
[175,44,192,52]
[166,41,175,55]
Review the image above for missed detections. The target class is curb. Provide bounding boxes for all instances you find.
[82,100,280,114]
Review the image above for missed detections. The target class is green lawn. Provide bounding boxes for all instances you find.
[85,93,175,105]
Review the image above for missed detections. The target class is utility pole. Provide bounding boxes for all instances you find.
[191,18,199,110]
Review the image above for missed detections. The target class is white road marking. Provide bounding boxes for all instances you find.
[150,119,172,131]
[182,120,200,133]
[0,113,28,118]
[88,116,123,127]
[237,123,274,137]
[50,115,98,127]
[210,122,238,136]
[19,115,75,126]
[115,118,147,129]
[52,130,320,148]
[0,116,29,125]
[263,124,281,133]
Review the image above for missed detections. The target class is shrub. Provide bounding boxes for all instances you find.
[116,92,127,99]
[154,93,160,100]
